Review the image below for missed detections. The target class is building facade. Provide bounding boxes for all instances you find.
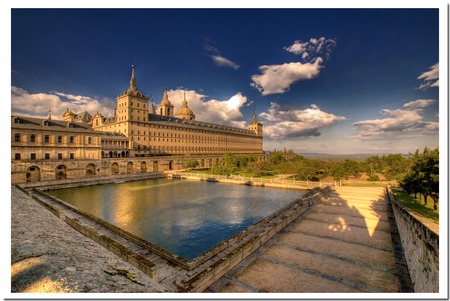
[11,64,265,184]
[92,64,264,157]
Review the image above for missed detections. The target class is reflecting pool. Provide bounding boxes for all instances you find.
[48,178,304,260]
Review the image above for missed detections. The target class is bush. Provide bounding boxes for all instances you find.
[368,175,380,181]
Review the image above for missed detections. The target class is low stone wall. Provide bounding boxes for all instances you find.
[23,186,158,280]
[386,186,439,292]
[20,172,166,190]
[176,186,333,292]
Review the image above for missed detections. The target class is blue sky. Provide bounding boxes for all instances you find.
[8,5,446,154]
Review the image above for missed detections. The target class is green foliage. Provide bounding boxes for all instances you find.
[183,159,199,169]
[368,175,380,181]
[393,190,439,223]
[399,147,439,210]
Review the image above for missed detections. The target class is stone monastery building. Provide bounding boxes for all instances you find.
[91,64,263,157]
[11,64,264,184]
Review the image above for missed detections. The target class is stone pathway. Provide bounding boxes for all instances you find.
[209,186,409,293]
[10,185,169,293]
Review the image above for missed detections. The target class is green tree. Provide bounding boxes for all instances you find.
[183,159,199,170]
[400,147,439,210]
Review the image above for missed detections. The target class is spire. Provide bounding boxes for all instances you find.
[48,108,52,120]
[149,95,156,114]
[175,92,195,120]
[252,104,259,122]
[128,60,137,93]
[161,87,171,105]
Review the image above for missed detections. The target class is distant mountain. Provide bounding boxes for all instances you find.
[296,153,410,160]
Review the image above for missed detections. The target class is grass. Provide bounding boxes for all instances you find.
[341,182,389,187]
[393,191,439,223]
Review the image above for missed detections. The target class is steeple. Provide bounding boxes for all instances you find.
[158,87,175,117]
[248,104,263,136]
[161,87,171,105]
[128,61,137,93]
[250,104,260,124]
[149,96,156,114]
[175,92,196,120]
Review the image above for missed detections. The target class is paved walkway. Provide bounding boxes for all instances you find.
[10,185,169,293]
[208,186,408,293]
[11,184,410,294]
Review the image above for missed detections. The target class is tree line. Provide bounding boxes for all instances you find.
[184,147,439,209]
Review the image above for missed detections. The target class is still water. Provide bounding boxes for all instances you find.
[48,178,304,260]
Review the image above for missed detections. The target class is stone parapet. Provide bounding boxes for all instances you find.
[386,186,439,292]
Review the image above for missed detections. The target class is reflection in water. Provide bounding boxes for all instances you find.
[49,178,303,260]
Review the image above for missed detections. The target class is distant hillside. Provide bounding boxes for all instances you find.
[297,153,410,160]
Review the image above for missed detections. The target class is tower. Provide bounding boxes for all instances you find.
[248,105,263,136]
[157,88,175,117]
[115,62,149,123]
[175,93,196,120]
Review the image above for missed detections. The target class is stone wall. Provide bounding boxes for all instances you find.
[386,186,439,292]
[11,154,271,184]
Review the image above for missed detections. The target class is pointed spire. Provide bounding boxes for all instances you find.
[252,104,258,122]
[149,95,156,114]
[128,60,137,93]
[48,108,52,120]
[161,87,171,105]
[182,92,188,106]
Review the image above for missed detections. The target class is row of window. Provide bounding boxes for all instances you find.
[119,101,146,109]
[14,153,75,160]
[134,145,261,152]
[13,133,94,144]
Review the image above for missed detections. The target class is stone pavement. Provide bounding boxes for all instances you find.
[10,185,169,293]
[209,186,407,293]
[10,184,409,294]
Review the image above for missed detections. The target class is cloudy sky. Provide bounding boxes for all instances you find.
[8,5,445,154]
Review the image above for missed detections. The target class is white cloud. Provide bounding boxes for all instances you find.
[352,100,439,140]
[403,99,437,109]
[418,63,439,90]
[203,37,239,70]
[252,36,336,96]
[250,58,323,96]
[211,55,240,70]
[259,102,346,139]
[284,37,336,62]
[11,86,115,119]
[166,89,248,126]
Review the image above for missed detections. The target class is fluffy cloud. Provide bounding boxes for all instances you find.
[352,99,439,140]
[250,58,323,96]
[166,89,248,126]
[11,86,115,119]
[259,102,346,139]
[251,36,336,96]
[418,63,439,90]
[284,37,337,62]
[403,99,437,109]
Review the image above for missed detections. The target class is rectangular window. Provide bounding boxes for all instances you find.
[58,153,63,159]
[14,153,21,160]
[57,135,62,143]
[30,134,36,143]
[14,133,21,142]
[45,153,50,159]
[30,153,36,160]
[69,153,75,159]
[88,137,92,144]
[44,135,50,143]
[69,136,74,144]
